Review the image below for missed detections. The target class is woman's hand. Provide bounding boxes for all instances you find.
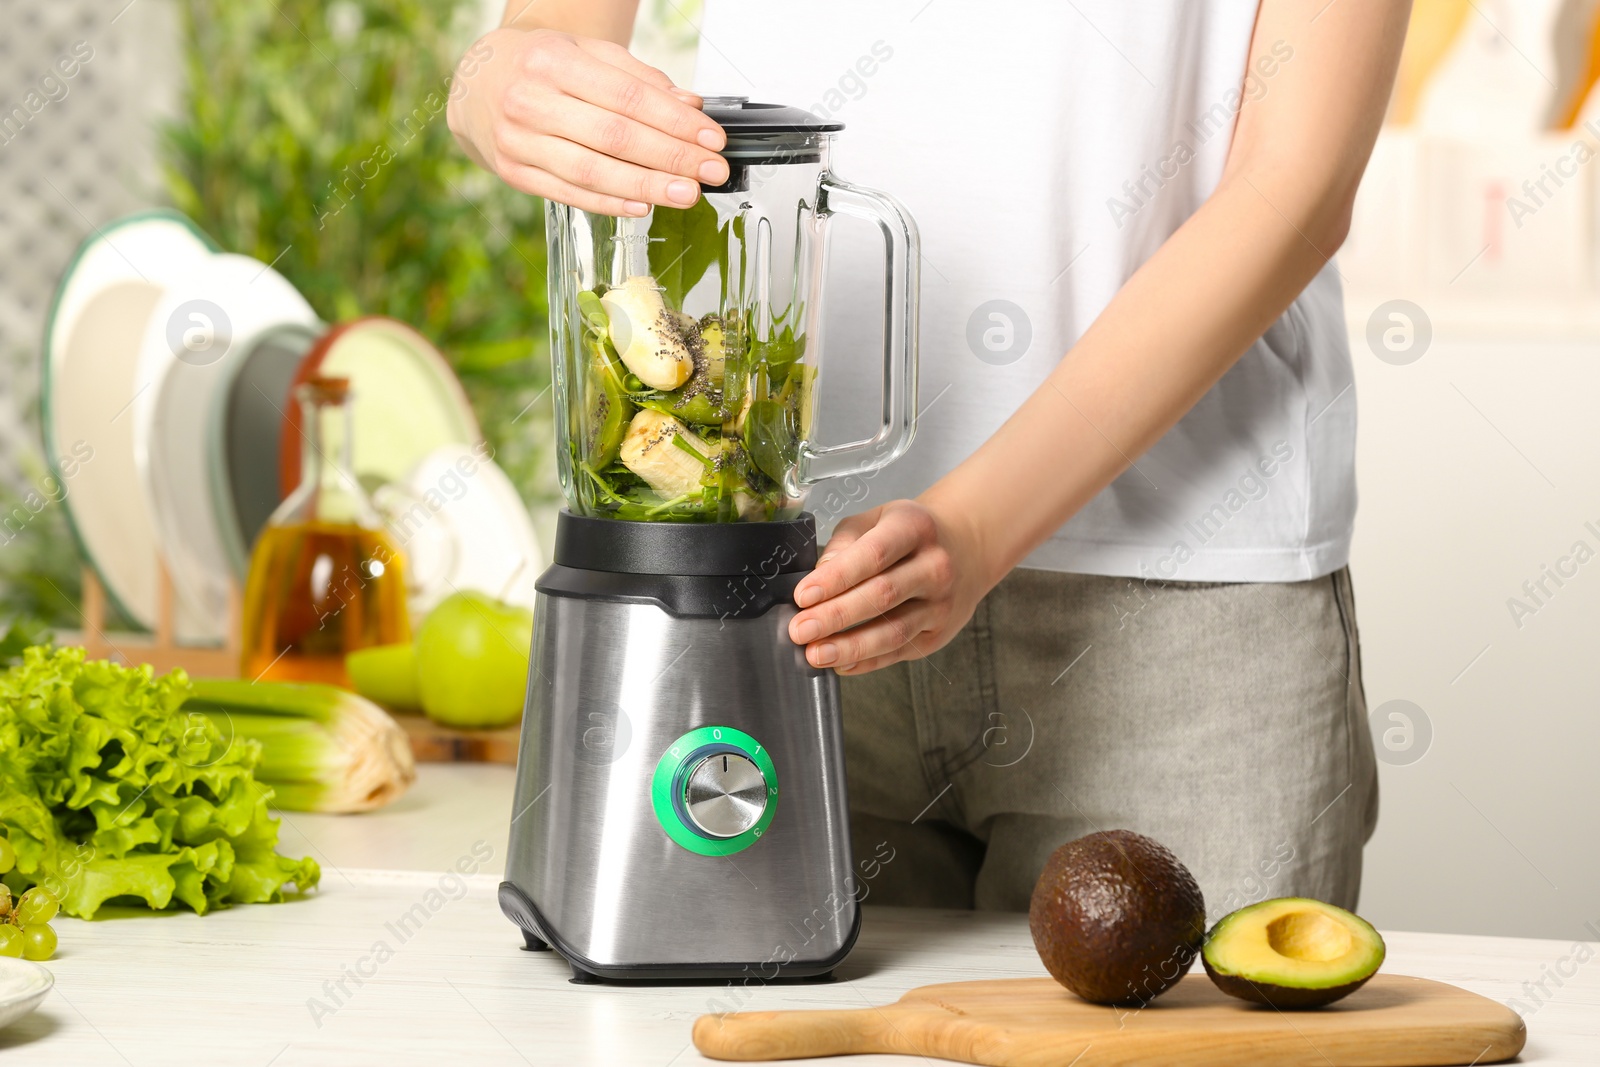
[787,499,993,675]
[447,26,728,216]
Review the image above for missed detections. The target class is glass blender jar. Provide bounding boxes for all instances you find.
[546,96,919,522]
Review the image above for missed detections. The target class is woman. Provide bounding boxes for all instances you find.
[450,0,1406,915]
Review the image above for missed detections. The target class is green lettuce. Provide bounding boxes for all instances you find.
[0,646,320,918]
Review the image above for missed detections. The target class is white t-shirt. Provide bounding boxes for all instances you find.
[692,0,1356,583]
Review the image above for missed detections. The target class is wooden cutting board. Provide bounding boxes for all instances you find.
[692,974,1526,1066]
[393,711,520,764]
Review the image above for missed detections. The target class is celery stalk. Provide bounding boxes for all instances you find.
[184,680,416,814]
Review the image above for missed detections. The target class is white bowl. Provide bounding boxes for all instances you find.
[0,958,52,1031]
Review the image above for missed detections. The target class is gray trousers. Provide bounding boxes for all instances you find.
[840,567,1379,921]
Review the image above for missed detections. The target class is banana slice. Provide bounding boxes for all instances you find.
[619,409,713,499]
[602,276,694,390]
[734,488,769,521]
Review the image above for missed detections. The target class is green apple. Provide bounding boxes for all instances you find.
[415,591,534,728]
[346,643,422,710]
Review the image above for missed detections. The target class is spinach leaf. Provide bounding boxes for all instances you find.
[751,325,802,383]
[745,397,800,484]
[647,197,726,308]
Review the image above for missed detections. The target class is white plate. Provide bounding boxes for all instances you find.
[377,444,542,614]
[0,958,53,1031]
[41,211,216,630]
[280,317,482,499]
[132,255,320,643]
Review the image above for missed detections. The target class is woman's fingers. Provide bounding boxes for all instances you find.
[790,547,944,646]
[555,46,724,150]
[805,602,938,670]
[521,50,725,204]
[795,506,926,610]
[814,509,877,564]
[496,161,650,218]
[576,38,707,116]
[791,511,874,609]
[835,650,911,676]
[782,500,982,676]
[450,27,726,214]
[499,130,703,208]
[535,95,727,187]
[477,31,727,211]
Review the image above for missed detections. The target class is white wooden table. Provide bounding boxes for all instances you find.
[0,767,1593,1065]
[273,763,518,876]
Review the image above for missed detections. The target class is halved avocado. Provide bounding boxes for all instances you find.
[582,336,633,468]
[1202,897,1385,1009]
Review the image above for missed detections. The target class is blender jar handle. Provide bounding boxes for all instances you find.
[800,176,920,485]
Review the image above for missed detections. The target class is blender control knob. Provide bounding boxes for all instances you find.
[684,753,768,838]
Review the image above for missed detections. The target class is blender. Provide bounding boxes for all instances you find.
[499,98,919,982]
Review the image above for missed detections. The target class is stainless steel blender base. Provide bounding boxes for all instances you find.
[500,517,859,983]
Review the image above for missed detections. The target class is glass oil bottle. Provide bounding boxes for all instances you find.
[239,377,410,685]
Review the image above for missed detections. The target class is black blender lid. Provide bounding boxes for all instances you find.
[701,96,843,135]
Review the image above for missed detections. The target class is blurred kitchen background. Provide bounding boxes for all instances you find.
[2,0,1597,943]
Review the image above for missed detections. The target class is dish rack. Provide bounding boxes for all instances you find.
[71,562,239,678]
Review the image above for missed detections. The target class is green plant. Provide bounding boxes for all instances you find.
[160,0,553,505]
[0,445,97,630]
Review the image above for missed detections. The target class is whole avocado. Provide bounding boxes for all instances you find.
[1028,830,1207,1006]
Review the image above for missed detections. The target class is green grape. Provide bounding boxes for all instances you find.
[0,926,21,959]
[20,925,54,962]
[0,838,13,875]
[15,889,58,927]
[0,885,11,919]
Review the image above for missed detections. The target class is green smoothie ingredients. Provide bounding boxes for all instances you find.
[1202,897,1386,1008]
[564,275,811,523]
[600,276,695,390]
[0,645,319,919]
[1029,830,1207,1007]
[182,679,415,814]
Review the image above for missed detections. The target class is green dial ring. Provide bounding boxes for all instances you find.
[650,725,777,856]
